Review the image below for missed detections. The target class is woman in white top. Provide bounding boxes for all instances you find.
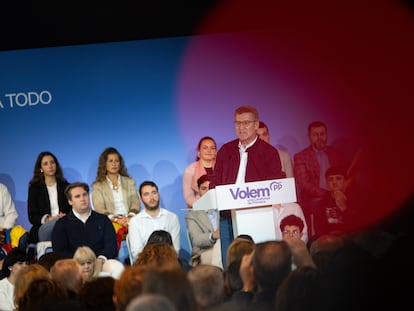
[92,147,140,226]
[92,147,140,263]
[182,136,217,208]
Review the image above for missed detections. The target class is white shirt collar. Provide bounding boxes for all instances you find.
[73,208,92,223]
[239,135,258,152]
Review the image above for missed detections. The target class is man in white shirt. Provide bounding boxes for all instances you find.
[128,181,180,263]
[0,182,18,234]
[209,105,283,267]
[0,182,19,260]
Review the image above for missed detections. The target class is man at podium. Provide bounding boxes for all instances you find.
[210,105,284,267]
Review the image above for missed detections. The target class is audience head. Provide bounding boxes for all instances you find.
[280,214,305,241]
[309,233,345,255]
[14,264,50,308]
[30,151,65,184]
[257,121,270,143]
[146,229,173,246]
[79,276,116,311]
[96,146,129,181]
[195,136,217,162]
[253,240,292,292]
[73,246,100,282]
[316,236,378,311]
[126,293,177,311]
[134,242,178,266]
[187,264,224,309]
[17,278,68,311]
[0,248,28,279]
[236,234,254,243]
[226,235,255,270]
[309,234,346,273]
[113,265,146,311]
[224,236,255,297]
[38,251,61,271]
[142,261,198,311]
[50,258,83,294]
[274,265,322,311]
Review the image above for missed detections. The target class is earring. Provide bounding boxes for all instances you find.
[40,169,43,173]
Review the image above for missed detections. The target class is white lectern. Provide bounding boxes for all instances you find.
[193,178,297,243]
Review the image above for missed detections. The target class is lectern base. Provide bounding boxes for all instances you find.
[231,206,277,243]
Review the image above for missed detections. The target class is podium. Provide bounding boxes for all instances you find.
[193,178,297,243]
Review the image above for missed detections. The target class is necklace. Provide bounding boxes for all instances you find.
[107,176,119,191]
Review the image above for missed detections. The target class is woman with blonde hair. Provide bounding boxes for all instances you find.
[73,246,125,281]
[73,246,100,282]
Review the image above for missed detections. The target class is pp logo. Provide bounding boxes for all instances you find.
[269,181,282,191]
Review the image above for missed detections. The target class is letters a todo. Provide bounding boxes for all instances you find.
[4,91,52,108]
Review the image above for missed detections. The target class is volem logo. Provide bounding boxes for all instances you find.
[228,181,283,200]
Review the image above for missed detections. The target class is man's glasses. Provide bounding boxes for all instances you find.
[234,120,256,128]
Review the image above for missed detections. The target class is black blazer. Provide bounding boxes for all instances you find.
[27,180,71,243]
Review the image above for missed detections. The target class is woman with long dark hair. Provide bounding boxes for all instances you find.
[27,151,70,244]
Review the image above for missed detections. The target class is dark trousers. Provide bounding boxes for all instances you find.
[219,211,234,269]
